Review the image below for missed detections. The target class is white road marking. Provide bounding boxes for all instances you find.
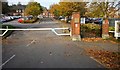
[52,28,70,36]
[27,40,35,47]
[0,28,70,36]
[0,28,69,31]
[90,57,105,67]
[0,55,16,68]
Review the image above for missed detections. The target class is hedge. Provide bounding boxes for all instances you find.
[81,23,102,37]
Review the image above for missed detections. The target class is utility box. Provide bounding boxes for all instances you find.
[71,12,81,41]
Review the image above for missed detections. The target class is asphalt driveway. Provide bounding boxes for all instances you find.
[1,18,105,68]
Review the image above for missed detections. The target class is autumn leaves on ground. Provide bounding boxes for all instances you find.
[85,48,120,68]
[82,38,120,69]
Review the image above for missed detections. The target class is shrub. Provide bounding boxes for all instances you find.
[22,18,38,23]
[109,27,115,31]
[81,23,101,37]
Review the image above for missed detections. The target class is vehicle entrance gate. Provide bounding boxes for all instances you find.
[0,27,70,37]
[0,12,113,40]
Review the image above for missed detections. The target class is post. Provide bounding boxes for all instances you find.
[71,12,81,41]
[115,21,120,39]
[102,19,109,39]
[102,0,109,39]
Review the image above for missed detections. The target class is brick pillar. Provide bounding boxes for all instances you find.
[102,19,109,39]
[71,12,81,41]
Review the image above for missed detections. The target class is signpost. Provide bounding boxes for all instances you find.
[115,21,120,39]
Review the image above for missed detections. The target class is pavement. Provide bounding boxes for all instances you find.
[0,18,118,68]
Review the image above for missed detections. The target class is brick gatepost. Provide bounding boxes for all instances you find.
[102,19,109,39]
[71,12,81,41]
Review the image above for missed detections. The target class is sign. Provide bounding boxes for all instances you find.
[81,18,85,24]
[74,18,79,23]
[115,21,120,39]
[75,24,78,27]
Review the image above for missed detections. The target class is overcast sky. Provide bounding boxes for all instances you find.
[6,0,119,9]
[7,0,60,9]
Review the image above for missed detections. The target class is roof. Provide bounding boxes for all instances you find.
[10,4,26,10]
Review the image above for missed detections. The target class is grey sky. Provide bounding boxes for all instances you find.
[5,0,119,9]
[7,0,60,9]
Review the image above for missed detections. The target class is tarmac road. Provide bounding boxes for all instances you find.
[1,18,105,68]
[2,18,61,28]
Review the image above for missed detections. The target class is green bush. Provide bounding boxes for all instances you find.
[22,18,38,23]
[81,23,101,37]
[109,27,115,31]
[81,23,101,31]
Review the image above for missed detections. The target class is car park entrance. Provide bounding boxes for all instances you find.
[0,12,110,41]
[0,27,70,37]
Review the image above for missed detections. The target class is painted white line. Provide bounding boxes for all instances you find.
[52,28,70,36]
[51,29,58,35]
[109,31,114,33]
[0,28,69,31]
[57,33,70,36]
[0,35,3,36]
[0,28,70,36]
[27,40,35,47]
[0,28,52,31]
[0,26,9,36]
[2,30,8,36]
[0,55,16,68]
[90,57,105,67]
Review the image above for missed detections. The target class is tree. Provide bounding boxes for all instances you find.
[85,1,120,18]
[24,2,43,17]
[2,2,10,14]
[49,2,87,17]
[49,4,61,17]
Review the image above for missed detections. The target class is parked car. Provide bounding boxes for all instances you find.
[12,16,20,19]
[93,18,103,25]
[0,18,3,23]
[18,16,36,23]
[18,18,24,23]
[0,18,7,23]
[59,16,65,20]
[85,18,93,23]
[66,17,71,23]
[3,16,14,21]
[38,15,43,19]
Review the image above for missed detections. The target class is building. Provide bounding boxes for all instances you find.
[2,2,9,15]
[42,7,49,17]
[9,2,26,16]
